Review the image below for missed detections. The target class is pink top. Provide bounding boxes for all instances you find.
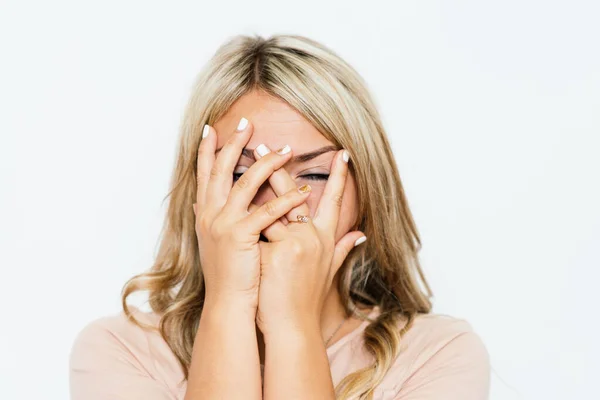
[69,305,490,399]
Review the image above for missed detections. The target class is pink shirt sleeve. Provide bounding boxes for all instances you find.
[393,331,491,399]
[69,318,175,400]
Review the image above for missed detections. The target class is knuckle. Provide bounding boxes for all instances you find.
[235,173,251,190]
[263,200,278,217]
[210,165,223,179]
[196,170,210,185]
[198,144,211,156]
[333,193,344,208]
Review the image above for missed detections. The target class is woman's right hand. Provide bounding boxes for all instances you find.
[192,117,311,309]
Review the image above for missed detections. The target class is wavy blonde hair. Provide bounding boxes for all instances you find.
[121,33,432,399]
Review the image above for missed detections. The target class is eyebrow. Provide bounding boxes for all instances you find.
[214,145,339,163]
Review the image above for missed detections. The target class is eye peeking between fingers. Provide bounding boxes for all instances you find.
[301,173,330,182]
[232,172,330,183]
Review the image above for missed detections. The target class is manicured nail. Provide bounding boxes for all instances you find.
[342,150,350,163]
[298,184,312,193]
[354,236,367,247]
[236,117,248,132]
[256,144,271,157]
[276,145,291,155]
[202,124,210,138]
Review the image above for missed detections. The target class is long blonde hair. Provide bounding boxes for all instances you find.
[121,33,432,399]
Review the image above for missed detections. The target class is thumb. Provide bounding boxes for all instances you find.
[331,231,367,275]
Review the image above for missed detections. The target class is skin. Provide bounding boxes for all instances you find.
[186,89,370,400]
[214,89,359,241]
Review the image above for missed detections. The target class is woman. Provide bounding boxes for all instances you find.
[69,34,490,399]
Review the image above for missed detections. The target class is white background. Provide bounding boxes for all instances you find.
[1,1,598,399]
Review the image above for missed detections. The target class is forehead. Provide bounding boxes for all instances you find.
[212,90,333,151]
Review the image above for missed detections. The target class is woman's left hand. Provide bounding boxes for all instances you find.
[249,146,367,337]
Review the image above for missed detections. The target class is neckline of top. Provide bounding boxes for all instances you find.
[325,305,380,357]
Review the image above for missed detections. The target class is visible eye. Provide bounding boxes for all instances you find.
[301,174,330,181]
[232,172,330,183]
[232,167,249,183]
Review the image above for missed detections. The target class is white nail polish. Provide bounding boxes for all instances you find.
[237,117,248,131]
[256,144,271,157]
[276,145,291,155]
[342,150,350,163]
[202,124,209,138]
[354,236,367,247]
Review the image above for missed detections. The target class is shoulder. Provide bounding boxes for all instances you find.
[69,305,162,376]
[400,312,488,358]
[380,312,491,398]
[73,305,161,337]
[69,306,184,399]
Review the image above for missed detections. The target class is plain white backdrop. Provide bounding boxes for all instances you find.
[1,1,598,399]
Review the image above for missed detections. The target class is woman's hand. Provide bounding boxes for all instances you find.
[250,146,367,335]
[192,119,312,309]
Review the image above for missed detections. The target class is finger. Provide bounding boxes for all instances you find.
[331,232,367,277]
[241,185,313,239]
[222,143,293,215]
[253,146,310,223]
[247,202,287,241]
[314,149,349,232]
[205,117,253,211]
[196,124,217,209]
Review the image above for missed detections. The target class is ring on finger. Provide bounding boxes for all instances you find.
[289,214,311,224]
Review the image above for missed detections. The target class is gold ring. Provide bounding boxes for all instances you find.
[295,214,310,223]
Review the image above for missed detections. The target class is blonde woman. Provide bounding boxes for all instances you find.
[69,34,490,400]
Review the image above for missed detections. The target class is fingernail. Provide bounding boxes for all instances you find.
[342,150,350,163]
[202,124,210,138]
[298,184,312,193]
[354,236,367,247]
[256,143,271,157]
[236,117,248,132]
[276,145,291,155]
